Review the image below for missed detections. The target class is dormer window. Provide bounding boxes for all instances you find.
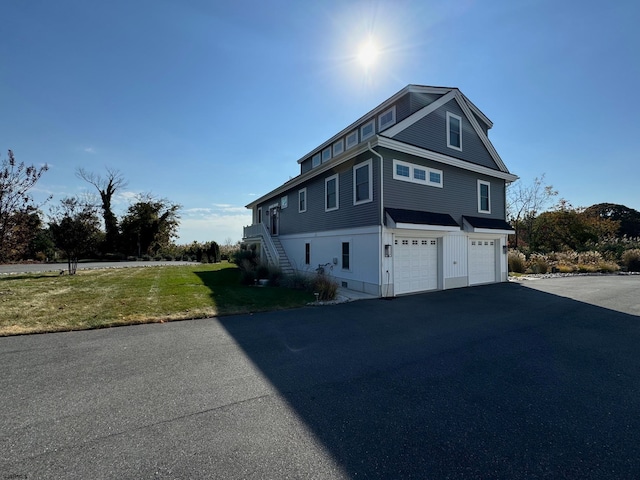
[447,112,462,151]
[333,139,344,156]
[378,106,396,131]
[345,130,358,150]
[322,147,331,163]
[311,153,321,168]
[360,119,375,141]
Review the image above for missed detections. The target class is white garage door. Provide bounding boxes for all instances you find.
[469,238,496,285]
[394,237,438,295]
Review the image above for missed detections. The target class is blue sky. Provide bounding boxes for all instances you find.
[2,0,638,243]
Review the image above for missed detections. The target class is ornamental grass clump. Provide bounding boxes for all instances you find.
[622,249,640,272]
[508,250,526,273]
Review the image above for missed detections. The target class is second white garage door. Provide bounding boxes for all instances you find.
[469,238,496,285]
[394,237,438,295]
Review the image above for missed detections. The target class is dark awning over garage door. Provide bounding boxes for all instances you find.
[386,208,459,231]
[463,216,514,234]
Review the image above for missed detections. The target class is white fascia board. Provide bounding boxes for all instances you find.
[396,222,461,232]
[377,137,519,182]
[469,227,515,235]
[453,91,509,173]
[383,90,456,137]
[246,141,376,209]
[460,92,493,129]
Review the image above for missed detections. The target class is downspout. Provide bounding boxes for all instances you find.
[367,141,385,295]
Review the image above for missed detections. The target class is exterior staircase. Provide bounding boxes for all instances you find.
[270,236,295,276]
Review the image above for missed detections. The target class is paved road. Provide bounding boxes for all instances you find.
[1,276,639,479]
[0,261,198,275]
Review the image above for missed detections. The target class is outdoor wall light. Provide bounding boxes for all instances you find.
[502,245,508,254]
[384,244,392,257]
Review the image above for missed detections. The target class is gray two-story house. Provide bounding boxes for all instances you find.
[243,84,517,297]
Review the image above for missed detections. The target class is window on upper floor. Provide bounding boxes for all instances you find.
[312,153,321,168]
[360,119,375,141]
[378,106,396,131]
[478,180,491,213]
[333,139,344,157]
[322,147,332,163]
[353,159,373,205]
[447,112,462,151]
[325,174,339,211]
[346,130,358,150]
[392,159,442,188]
[298,188,307,213]
[281,195,288,209]
[257,207,262,224]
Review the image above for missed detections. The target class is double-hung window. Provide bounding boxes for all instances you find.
[478,180,491,213]
[298,188,307,213]
[446,112,462,151]
[325,174,339,211]
[353,159,372,205]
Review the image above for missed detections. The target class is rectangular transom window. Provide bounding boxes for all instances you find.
[360,119,375,141]
[478,180,491,213]
[353,159,372,205]
[346,130,358,150]
[378,106,396,131]
[392,159,443,188]
[447,112,462,151]
[341,242,350,270]
[311,153,321,168]
[298,188,307,213]
[325,174,339,211]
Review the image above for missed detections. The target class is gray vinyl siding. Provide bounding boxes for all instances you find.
[301,158,312,174]
[261,153,380,235]
[409,92,441,114]
[380,148,506,225]
[392,99,499,171]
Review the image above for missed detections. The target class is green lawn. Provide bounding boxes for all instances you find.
[0,263,314,336]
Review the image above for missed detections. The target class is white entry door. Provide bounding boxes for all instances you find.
[394,237,438,295]
[468,238,496,285]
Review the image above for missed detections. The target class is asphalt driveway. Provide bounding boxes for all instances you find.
[1,276,639,479]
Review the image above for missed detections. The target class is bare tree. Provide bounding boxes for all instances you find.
[507,174,558,249]
[76,167,127,254]
[0,150,50,262]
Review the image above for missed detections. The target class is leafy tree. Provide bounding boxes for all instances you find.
[76,167,127,254]
[120,194,180,257]
[533,200,619,253]
[583,203,640,238]
[0,150,50,262]
[507,174,558,250]
[49,197,101,274]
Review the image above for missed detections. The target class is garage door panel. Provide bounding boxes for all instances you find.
[469,239,496,285]
[394,237,438,295]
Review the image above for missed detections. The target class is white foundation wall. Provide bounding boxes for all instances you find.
[279,226,382,296]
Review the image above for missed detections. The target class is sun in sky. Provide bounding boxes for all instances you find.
[356,38,379,69]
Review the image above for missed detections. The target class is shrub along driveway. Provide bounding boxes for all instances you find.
[1,276,639,479]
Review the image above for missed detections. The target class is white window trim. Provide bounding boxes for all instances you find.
[478,180,491,214]
[280,195,288,209]
[446,112,462,151]
[345,130,358,150]
[360,119,375,141]
[298,188,307,213]
[333,139,344,156]
[392,159,443,188]
[311,153,321,168]
[378,105,396,131]
[322,147,332,163]
[353,159,373,205]
[325,174,339,212]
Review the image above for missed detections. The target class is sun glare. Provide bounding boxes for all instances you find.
[357,40,379,68]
